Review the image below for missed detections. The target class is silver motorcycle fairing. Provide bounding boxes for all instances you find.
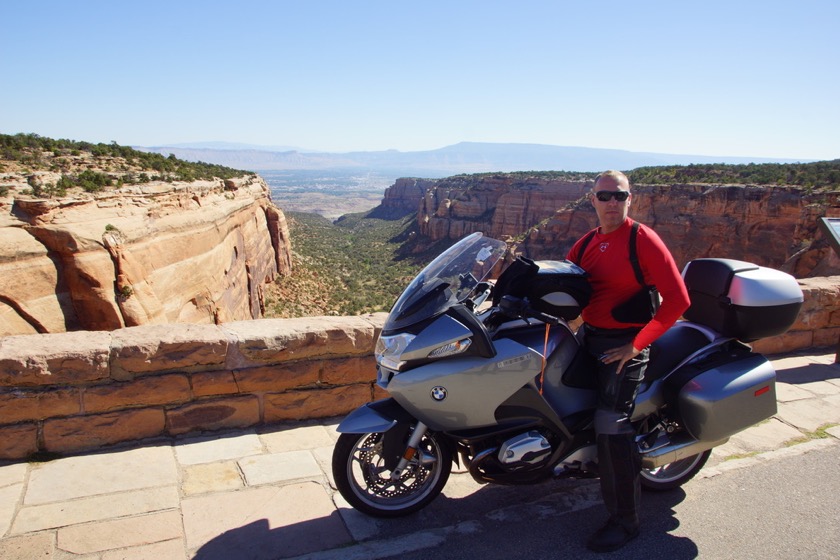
[336,401,399,434]
[384,338,548,432]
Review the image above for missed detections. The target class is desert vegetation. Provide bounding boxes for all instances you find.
[1,133,252,198]
[628,161,840,189]
[263,211,436,317]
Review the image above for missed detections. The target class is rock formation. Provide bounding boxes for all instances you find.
[388,174,840,277]
[369,177,437,218]
[0,176,292,336]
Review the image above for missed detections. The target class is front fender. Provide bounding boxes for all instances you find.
[336,398,416,434]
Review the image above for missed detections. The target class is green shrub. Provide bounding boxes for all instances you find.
[0,133,252,185]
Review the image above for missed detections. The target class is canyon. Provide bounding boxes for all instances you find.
[1,175,292,336]
[385,174,840,277]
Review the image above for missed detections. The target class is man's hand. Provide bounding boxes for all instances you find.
[599,342,642,374]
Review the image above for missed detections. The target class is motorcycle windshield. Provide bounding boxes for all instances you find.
[383,232,508,332]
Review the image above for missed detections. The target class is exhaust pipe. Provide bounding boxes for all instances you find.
[640,434,729,469]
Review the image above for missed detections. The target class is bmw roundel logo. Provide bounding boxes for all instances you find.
[430,386,447,401]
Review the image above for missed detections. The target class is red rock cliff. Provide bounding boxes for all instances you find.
[0,176,292,336]
[386,174,840,276]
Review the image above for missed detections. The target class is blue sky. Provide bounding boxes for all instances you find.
[1,1,838,160]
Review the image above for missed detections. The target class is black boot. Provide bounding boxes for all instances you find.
[587,513,640,552]
[588,434,642,552]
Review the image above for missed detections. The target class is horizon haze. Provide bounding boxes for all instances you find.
[139,140,820,177]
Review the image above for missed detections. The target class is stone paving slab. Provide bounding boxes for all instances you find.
[182,481,351,558]
[775,382,822,402]
[24,445,177,505]
[260,425,336,453]
[0,463,26,488]
[776,394,840,433]
[56,510,183,555]
[11,486,180,534]
[797,380,840,396]
[0,484,23,537]
[710,418,805,463]
[102,538,186,560]
[182,461,245,496]
[174,431,265,465]
[0,532,55,560]
[238,450,322,486]
[312,445,336,488]
[775,360,839,384]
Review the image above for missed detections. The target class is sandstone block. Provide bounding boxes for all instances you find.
[320,356,377,385]
[43,408,165,454]
[84,373,191,413]
[182,462,244,495]
[372,384,390,401]
[0,423,39,460]
[233,360,320,393]
[166,395,259,436]
[752,330,814,355]
[0,331,111,387]
[263,385,371,422]
[110,324,228,380]
[190,370,239,397]
[0,386,80,423]
[11,486,179,535]
[57,510,183,554]
[222,315,380,368]
[0,533,56,560]
[24,446,178,505]
[813,326,840,348]
[101,538,186,560]
[238,450,322,486]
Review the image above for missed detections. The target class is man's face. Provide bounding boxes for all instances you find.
[591,176,631,234]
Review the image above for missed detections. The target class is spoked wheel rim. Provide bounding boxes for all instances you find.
[342,431,450,514]
[640,449,711,490]
[642,454,703,484]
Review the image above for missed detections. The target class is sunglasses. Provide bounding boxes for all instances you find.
[594,190,630,202]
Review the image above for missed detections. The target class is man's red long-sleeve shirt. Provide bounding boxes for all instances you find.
[566,218,690,351]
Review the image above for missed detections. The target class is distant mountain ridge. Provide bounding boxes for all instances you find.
[136,141,814,176]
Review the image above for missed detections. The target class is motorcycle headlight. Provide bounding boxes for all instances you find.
[375,333,416,371]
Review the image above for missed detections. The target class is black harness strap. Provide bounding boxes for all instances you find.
[576,221,646,288]
[628,221,646,287]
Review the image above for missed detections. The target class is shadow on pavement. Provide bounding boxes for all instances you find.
[192,476,701,560]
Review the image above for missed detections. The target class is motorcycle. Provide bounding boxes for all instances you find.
[332,232,804,517]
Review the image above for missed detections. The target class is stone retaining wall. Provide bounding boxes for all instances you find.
[1,277,837,462]
[0,315,389,461]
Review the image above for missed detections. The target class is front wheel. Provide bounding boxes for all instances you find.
[332,430,452,517]
[640,449,711,491]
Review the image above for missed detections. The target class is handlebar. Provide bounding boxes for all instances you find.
[494,295,560,326]
[525,308,561,326]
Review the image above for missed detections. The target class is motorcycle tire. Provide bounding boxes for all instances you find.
[332,430,453,517]
[640,449,711,491]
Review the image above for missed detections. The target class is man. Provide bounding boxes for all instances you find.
[567,170,690,552]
